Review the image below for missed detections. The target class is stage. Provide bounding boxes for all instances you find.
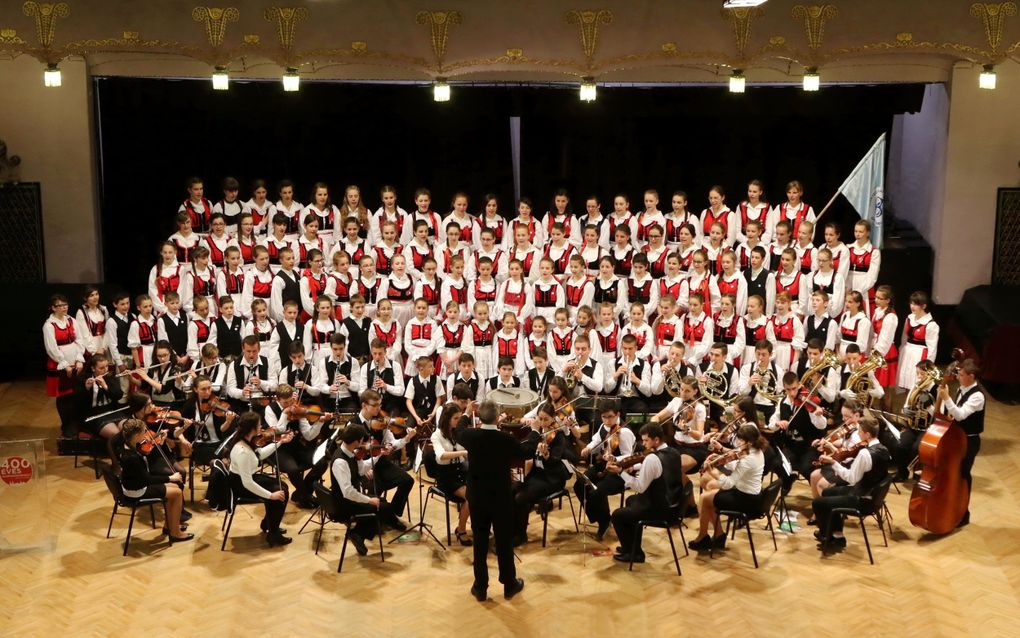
[2,380,1019,636]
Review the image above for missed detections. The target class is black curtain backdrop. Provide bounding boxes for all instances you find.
[94,77,924,293]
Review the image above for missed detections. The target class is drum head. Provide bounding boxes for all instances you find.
[488,387,539,406]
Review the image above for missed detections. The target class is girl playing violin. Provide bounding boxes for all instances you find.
[512,401,571,547]
[228,411,293,546]
[118,418,193,544]
[431,401,473,546]
[687,424,767,552]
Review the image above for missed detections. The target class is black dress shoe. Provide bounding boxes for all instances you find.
[687,536,712,551]
[260,521,287,535]
[267,533,292,547]
[613,552,645,563]
[503,578,525,600]
[388,518,408,532]
[168,533,195,544]
[470,585,487,602]
[349,532,368,556]
[816,536,846,551]
[712,533,727,550]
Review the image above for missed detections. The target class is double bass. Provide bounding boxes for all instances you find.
[908,349,968,535]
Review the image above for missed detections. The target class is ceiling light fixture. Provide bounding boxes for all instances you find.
[433,77,451,102]
[43,63,62,88]
[579,77,597,102]
[979,64,997,90]
[282,68,300,92]
[803,67,820,91]
[729,70,746,93]
[212,66,229,90]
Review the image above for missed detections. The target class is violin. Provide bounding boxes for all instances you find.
[612,449,652,471]
[812,440,867,467]
[791,388,828,416]
[287,403,335,424]
[253,426,293,447]
[702,447,748,471]
[354,443,388,460]
[814,421,855,451]
[369,416,409,437]
[199,396,234,417]
[137,428,169,454]
[143,409,194,427]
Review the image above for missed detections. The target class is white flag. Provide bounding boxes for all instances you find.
[838,133,886,248]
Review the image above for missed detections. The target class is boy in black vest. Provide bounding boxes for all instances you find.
[225,335,278,413]
[269,299,303,372]
[349,389,414,527]
[270,247,302,322]
[279,341,317,404]
[264,383,332,508]
[406,356,444,427]
[158,291,190,369]
[812,417,891,550]
[314,334,361,413]
[446,352,482,401]
[340,294,372,364]
[214,296,243,361]
[359,338,405,415]
[485,357,520,394]
[936,359,985,527]
[768,371,828,484]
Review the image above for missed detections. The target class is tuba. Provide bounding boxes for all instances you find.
[754,365,782,402]
[901,361,942,430]
[847,350,887,408]
[699,368,733,411]
[800,348,840,388]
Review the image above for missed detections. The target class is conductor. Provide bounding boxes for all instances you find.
[456,400,537,602]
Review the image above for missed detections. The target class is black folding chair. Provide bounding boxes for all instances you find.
[101,466,164,556]
[312,483,385,573]
[714,479,783,568]
[827,476,894,564]
[629,502,687,576]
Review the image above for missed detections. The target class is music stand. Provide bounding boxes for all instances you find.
[389,434,446,550]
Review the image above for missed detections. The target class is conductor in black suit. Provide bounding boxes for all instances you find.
[455,400,537,602]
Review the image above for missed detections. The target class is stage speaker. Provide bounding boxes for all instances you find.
[0,182,45,282]
[994,187,1020,286]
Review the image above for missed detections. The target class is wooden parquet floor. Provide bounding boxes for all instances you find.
[2,380,1020,637]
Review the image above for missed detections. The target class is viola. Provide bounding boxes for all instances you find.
[253,427,293,447]
[143,409,194,427]
[137,428,169,454]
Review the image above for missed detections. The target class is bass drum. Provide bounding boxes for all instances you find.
[489,387,540,427]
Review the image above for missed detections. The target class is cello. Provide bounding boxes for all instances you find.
[908,349,968,534]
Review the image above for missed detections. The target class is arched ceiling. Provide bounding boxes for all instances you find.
[1,1,1018,84]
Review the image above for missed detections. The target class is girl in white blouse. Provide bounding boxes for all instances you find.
[228,412,293,546]
[430,400,473,545]
[687,424,766,551]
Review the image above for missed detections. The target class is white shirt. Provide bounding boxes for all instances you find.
[830,439,879,485]
[331,445,374,504]
[620,443,667,493]
[944,382,985,425]
[229,440,279,499]
[719,448,765,494]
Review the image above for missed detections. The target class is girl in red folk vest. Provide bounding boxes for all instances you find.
[494,259,534,330]
[243,246,274,321]
[413,256,442,320]
[610,224,636,277]
[435,222,472,280]
[168,212,200,273]
[148,241,184,316]
[793,220,818,275]
[467,256,499,320]
[630,189,666,250]
[299,248,328,322]
[274,178,304,239]
[75,285,108,364]
[217,246,247,314]
[593,255,628,320]
[186,296,216,362]
[675,223,699,275]
[231,213,258,271]
[531,257,565,326]
[294,215,327,270]
[439,255,470,322]
[128,294,159,370]
[607,193,634,249]
[713,293,746,366]
[404,298,439,377]
[204,212,233,269]
[806,247,846,319]
[847,219,882,316]
[822,222,851,282]
[563,255,595,323]
[544,222,576,278]
[658,253,686,305]
[769,291,805,373]
[45,294,85,424]
[578,225,604,278]
[179,176,213,235]
[182,245,217,318]
[371,184,412,246]
[325,250,354,320]
[621,302,655,362]
[775,247,807,317]
[356,254,384,319]
[474,193,507,251]
[627,253,659,322]
[523,316,552,368]
[243,298,276,346]
[643,223,670,279]
[548,308,577,374]
[651,294,683,363]
[592,302,621,374]
[467,227,507,284]
[442,191,474,246]
[837,290,872,360]
[870,285,899,411]
[493,312,525,376]
[370,220,402,278]
[506,197,546,251]
[339,184,371,240]
[438,301,466,377]
[681,292,715,368]
[328,218,367,277]
[507,222,542,283]
[736,219,766,272]
[545,189,580,246]
[665,190,703,249]
[701,221,730,276]
[384,253,416,327]
[680,249,717,316]
[370,299,403,366]
[261,213,292,273]
[769,180,816,241]
[303,297,338,366]
[411,188,442,246]
[246,179,278,237]
[302,182,339,244]
[742,294,775,365]
[896,290,939,391]
[737,179,772,244]
[713,250,748,316]
[462,301,497,383]
[213,176,244,235]
[700,185,736,246]
[406,220,436,281]
[579,195,610,250]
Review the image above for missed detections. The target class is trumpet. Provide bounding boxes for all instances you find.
[562,358,579,391]
[617,359,638,398]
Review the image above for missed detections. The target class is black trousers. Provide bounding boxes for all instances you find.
[232,473,289,531]
[962,434,981,505]
[811,485,859,537]
[56,394,78,437]
[781,441,819,479]
[468,487,517,590]
[573,467,625,526]
[276,441,316,500]
[365,457,413,518]
[339,498,397,539]
[512,465,565,538]
[611,493,657,556]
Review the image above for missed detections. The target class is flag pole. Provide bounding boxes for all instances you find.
[813,188,843,223]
